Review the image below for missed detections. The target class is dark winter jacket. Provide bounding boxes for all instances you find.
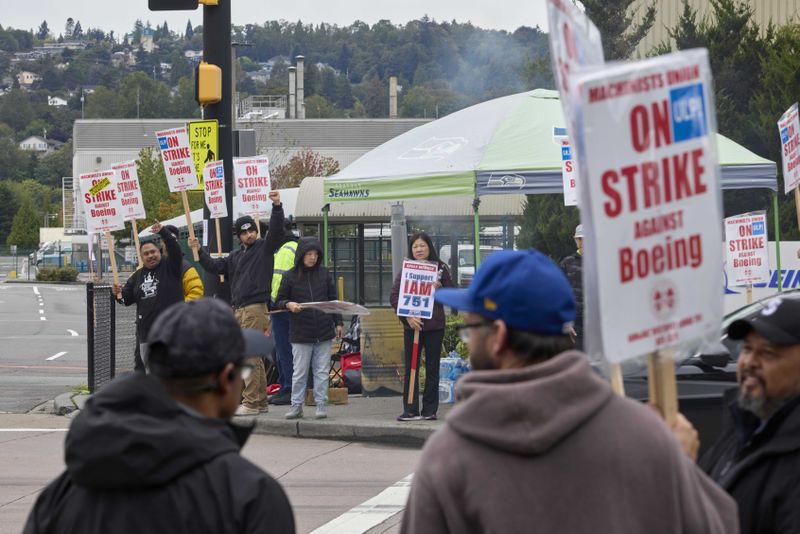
[559,251,583,322]
[401,351,738,534]
[22,373,295,534]
[700,388,800,534]
[276,237,343,343]
[197,203,284,308]
[119,227,184,342]
[390,261,453,331]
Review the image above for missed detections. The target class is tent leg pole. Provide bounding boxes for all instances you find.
[473,196,481,268]
[323,204,330,267]
[774,192,783,291]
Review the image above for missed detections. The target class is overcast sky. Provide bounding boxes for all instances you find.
[4,1,550,38]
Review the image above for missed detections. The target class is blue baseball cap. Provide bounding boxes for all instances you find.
[435,249,576,335]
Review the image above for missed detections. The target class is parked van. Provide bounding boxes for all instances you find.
[439,245,503,287]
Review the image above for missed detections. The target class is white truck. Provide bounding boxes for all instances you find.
[439,245,503,287]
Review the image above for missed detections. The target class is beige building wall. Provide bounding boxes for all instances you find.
[635,0,800,56]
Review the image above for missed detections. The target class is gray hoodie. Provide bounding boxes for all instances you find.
[401,351,738,534]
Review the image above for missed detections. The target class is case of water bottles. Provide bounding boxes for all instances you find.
[438,352,471,404]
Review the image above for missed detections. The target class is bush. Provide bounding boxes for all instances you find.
[36,266,78,282]
[443,314,468,359]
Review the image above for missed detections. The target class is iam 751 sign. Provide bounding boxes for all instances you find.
[396,260,439,319]
[574,49,723,363]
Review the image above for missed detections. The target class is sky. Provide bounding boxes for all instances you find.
[3,1,550,38]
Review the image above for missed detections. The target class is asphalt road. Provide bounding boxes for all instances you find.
[0,283,87,413]
[0,414,419,533]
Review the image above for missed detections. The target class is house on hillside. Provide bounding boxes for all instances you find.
[48,96,68,107]
[19,135,64,154]
[184,50,202,64]
[16,71,41,89]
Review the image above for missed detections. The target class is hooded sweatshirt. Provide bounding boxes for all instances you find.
[23,374,295,534]
[275,237,343,343]
[400,351,738,534]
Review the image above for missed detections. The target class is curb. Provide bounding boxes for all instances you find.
[251,417,435,447]
[53,393,77,415]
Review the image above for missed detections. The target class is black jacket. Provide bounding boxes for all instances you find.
[198,203,284,308]
[23,373,295,534]
[276,237,343,343]
[119,227,184,341]
[559,251,583,323]
[699,388,800,534]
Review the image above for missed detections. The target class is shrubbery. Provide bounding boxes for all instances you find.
[36,266,78,282]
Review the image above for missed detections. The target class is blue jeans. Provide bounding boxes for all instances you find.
[291,340,332,407]
[271,311,293,394]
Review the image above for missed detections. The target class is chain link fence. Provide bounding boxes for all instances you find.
[86,282,138,392]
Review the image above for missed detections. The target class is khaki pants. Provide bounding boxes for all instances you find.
[234,303,269,409]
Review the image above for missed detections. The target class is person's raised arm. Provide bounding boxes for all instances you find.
[262,190,285,255]
[189,236,228,276]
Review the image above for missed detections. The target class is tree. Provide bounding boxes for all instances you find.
[185,20,194,40]
[517,196,580,262]
[37,21,50,41]
[271,149,340,189]
[73,21,83,39]
[0,181,14,244]
[0,89,33,131]
[6,196,39,249]
[580,0,657,59]
[65,18,75,40]
[304,95,343,118]
[34,141,72,187]
[399,82,469,118]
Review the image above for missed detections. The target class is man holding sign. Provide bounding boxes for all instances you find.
[389,232,453,422]
[189,191,284,415]
[113,223,184,372]
[400,250,737,533]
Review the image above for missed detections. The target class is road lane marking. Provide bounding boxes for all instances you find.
[39,310,44,314]
[67,329,79,336]
[32,286,39,295]
[0,364,86,370]
[40,317,46,321]
[46,352,67,361]
[0,429,70,433]
[310,474,413,534]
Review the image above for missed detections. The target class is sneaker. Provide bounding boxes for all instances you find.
[396,413,422,422]
[422,414,437,421]
[269,392,291,405]
[235,404,260,416]
[285,406,303,420]
[315,403,327,419]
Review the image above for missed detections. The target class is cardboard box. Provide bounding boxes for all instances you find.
[304,387,349,406]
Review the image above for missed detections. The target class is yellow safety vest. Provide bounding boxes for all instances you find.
[271,240,298,300]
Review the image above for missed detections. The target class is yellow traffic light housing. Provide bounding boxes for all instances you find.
[195,61,222,106]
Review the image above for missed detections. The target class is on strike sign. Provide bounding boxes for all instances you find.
[396,260,439,319]
[155,127,198,192]
[574,49,723,363]
[725,212,769,286]
[203,160,228,219]
[111,160,145,221]
[80,170,125,233]
[233,156,271,216]
[778,103,800,194]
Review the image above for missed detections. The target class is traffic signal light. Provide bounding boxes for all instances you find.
[148,0,217,10]
[195,61,222,105]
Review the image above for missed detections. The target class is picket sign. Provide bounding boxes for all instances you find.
[725,212,769,304]
[203,160,227,282]
[233,156,271,238]
[112,160,146,268]
[155,126,199,261]
[571,49,724,422]
[80,170,126,293]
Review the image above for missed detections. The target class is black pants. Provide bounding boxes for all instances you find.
[401,328,444,417]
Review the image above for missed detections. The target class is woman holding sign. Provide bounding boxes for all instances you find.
[390,232,453,421]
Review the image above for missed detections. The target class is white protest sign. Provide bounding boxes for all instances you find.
[725,212,769,286]
[778,103,800,194]
[111,160,145,221]
[554,130,577,206]
[233,156,271,217]
[80,170,126,233]
[396,260,439,319]
[155,126,198,192]
[574,49,723,364]
[547,0,604,134]
[203,160,228,219]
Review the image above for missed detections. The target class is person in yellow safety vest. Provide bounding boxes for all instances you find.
[163,225,204,301]
[268,220,299,406]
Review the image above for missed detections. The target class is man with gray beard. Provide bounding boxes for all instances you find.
[700,295,800,534]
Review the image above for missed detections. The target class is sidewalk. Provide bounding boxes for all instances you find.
[59,393,451,448]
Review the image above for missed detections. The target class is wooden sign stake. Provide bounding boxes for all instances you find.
[610,363,625,396]
[746,283,753,304]
[105,232,122,300]
[648,351,677,426]
[407,329,421,406]
[181,190,199,261]
[215,218,224,282]
[131,220,143,269]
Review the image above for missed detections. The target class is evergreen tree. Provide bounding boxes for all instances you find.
[580,0,657,59]
[185,20,194,40]
[65,18,74,39]
[37,21,49,41]
[0,182,14,245]
[73,21,83,38]
[517,196,580,262]
[7,196,39,249]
